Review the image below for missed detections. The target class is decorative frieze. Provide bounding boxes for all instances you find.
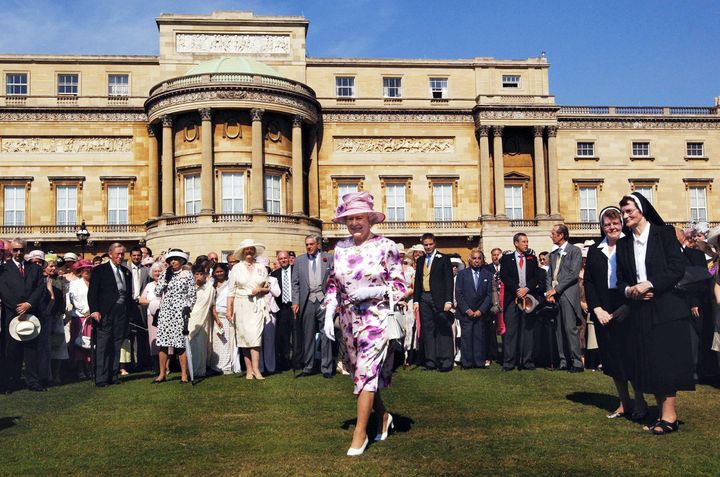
[1,137,133,153]
[559,119,720,130]
[323,112,473,123]
[0,111,146,122]
[475,109,557,121]
[334,137,454,154]
[175,33,290,55]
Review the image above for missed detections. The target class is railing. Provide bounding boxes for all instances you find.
[559,106,718,116]
[148,72,317,98]
[0,224,144,235]
[565,222,600,231]
[323,220,475,232]
[165,216,197,226]
[509,219,539,228]
[212,214,253,223]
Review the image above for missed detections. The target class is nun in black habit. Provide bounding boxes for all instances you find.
[616,192,695,435]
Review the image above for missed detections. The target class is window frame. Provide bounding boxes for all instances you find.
[106,184,129,225]
[184,175,201,216]
[432,183,454,221]
[688,186,708,223]
[221,171,246,214]
[504,184,524,220]
[428,77,448,99]
[5,72,28,96]
[264,174,282,214]
[384,182,407,222]
[502,74,521,88]
[57,73,80,96]
[382,77,402,98]
[686,142,705,158]
[631,141,651,158]
[55,185,78,226]
[576,141,596,158]
[578,186,598,223]
[335,76,356,98]
[107,73,130,97]
[3,185,26,226]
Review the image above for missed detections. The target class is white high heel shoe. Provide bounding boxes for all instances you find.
[374,413,394,441]
[346,436,369,456]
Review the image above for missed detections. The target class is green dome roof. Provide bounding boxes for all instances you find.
[185,57,281,77]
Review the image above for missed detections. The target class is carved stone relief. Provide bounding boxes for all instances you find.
[0,111,147,122]
[1,137,133,153]
[176,33,290,55]
[334,137,454,153]
[323,112,472,123]
[559,119,720,130]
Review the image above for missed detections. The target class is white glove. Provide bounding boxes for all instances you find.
[349,286,386,304]
[323,303,337,342]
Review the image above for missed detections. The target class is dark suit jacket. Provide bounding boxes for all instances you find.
[87,261,134,318]
[682,246,708,310]
[0,260,44,320]
[498,251,540,309]
[616,224,688,325]
[271,265,293,307]
[413,251,454,310]
[455,267,493,316]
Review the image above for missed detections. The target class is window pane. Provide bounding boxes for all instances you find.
[386,184,406,221]
[108,74,129,96]
[336,77,355,97]
[632,142,649,157]
[58,74,79,95]
[579,187,597,223]
[502,75,521,88]
[185,176,200,215]
[429,78,448,98]
[504,185,523,220]
[56,185,77,225]
[337,183,358,205]
[107,185,129,224]
[264,175,281,214]
[634,186,653,204]
[687,142,704,157]
[4,186,25,225]
[6,73,28,95]
[222,173,245,213]
[383,77,402,98]
[690,187,707,222]
[576,142,595,157]
[433,184,453,221]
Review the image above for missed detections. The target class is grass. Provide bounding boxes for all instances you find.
[1,366,719,476]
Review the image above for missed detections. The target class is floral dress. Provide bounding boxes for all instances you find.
[156,269,197,349]
[324,235,405,394]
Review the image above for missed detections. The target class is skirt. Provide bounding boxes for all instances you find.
[593,291,631,381]
[210,313,239,374]
[233,296,264,348]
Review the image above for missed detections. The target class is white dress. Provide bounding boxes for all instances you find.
[188,281,215,378]
[228,262,268,348]
[210,281,240,374]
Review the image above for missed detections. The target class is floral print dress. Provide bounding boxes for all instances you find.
[156,269,197,349]
[325,235,405,394]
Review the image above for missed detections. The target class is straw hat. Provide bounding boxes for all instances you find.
[410,244,424,253]
[234,239,266,258]
[332,192,385,225]
[9,314,41,342]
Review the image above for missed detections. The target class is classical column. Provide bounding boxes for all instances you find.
[291,115,304,215]
[547,125,560,218]
[147,125,159,218]
[199,108,214,215]
[492,126,506,218]
[477,125,492,218]
[160,115,174,217]
[308,129,320,219]
[250,108,265,214]
[533,126,548,219]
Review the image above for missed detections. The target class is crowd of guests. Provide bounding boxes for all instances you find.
[2,192,719,438]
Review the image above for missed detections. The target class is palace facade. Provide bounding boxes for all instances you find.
[0,11,718,258]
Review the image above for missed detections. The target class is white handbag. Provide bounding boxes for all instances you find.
[386,311,405,340]
[74,318,92,349]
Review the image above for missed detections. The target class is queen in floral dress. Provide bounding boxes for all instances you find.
[323,192,406,456]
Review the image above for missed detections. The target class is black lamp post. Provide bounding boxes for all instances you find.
[76,220,90,258]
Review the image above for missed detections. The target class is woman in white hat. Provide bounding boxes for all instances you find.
[323,192,406,456]
[227,239,270,380]
[154,249,196,384]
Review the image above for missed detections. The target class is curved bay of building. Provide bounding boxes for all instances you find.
[0,11,718,259]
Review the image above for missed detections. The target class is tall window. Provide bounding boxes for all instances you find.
[689,186,707,222]
[56,185,77,225]
[504,185,523,220]
[4,186,25,225]
[335,77,355,98]
[502,75,521,88]
[265,175,282,214]
[383,77,402,98]
[579,187,597,223]
[107,185,129,224]
[222,173,245,213]
[108,74,129,96]
[184,176,200,215]
[433,184,453,221]
[57,74,79,95]
[385,184,406,221]
[337,183,358,205]
[634,186,654,205]
[686,142,704,157]
[6,73,28,96]
[429,78,448,99]
[576,142,595,157]
[632,142,650,157]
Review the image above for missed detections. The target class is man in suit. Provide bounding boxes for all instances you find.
[271,250,294,372]
[87,242,134,387]
[545,224,584,372]
[127,246,151,370]
[413,232,455,371]
[292,235,335,377]
[455,248,494,369]
[484,247,503,365]
[499,233,541,371]
[0,238,45,392]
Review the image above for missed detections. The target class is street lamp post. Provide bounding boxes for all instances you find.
[76,220,90,258]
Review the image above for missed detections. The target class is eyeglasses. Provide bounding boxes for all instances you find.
[402,261,410,265]
[12,248,24,252]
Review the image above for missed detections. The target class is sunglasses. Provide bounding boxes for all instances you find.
[12,248,24,252]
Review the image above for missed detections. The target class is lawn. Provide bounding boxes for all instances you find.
[1,366,718,476]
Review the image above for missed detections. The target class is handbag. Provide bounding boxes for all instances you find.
[74,318,92,349]
[386,310,405,340]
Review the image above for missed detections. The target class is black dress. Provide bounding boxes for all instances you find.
[616,224,695,395]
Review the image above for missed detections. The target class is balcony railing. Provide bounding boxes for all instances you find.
[0,223,145,237]
[323,220,478,232]
[559,106,718,116]
[148,72,317,98]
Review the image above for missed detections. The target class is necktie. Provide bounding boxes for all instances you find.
[19,262,25,277]
[115,266,125,291]
[473,270,479,290]
[310,255,317,273]
[426,253,432,269]
[282,268,291,303]
[518,255,524,269]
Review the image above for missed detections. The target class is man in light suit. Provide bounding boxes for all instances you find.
[455,248,494,369]
[127,246,151,370]
[545,224,584,372]
[271,250,294,372]
[292,235,335,377]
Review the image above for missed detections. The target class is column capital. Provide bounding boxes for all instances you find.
[533,126,545,137]
[199,108,213,121]
[250,108,265,122]
[161,115,174,128]
[477,125,490,137]
[547,125,558,137]
[146,124,156,137]
[292,115,304,128]
[492,125,504,137]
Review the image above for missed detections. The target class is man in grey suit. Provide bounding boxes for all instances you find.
[127,246,152,370]
[545,224,584,372]
[292,235,335,377]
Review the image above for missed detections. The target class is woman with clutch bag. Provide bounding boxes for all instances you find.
[584,206,647,420]
[322,192,406,456]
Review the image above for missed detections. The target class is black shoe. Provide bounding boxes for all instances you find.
[422,367,437,372]
[95,383,109,388]
[569,366,585,373]
[111,379,123,385]
[151,378,166,384]
[28,385,47,392]
[438,367,452,372]
[522,365,536,371]
[323,373,333,379]
[502,367,515,372]
[295,372,313,378]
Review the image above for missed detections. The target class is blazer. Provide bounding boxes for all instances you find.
[498,251,540,309]
[87,261,134,318]
[616,224,688,325]
[126,263,151,300]
[0,260,44,320]
[413,251,454,310]
[455,267,493,316]
[271,265,293,307]
[584,242,628,322]
[291,252,333,312]
[682,246,708,310]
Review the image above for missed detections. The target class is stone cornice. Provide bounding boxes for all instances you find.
[0,108,147,122]
[558,117,720,129]
[322,109,473,123]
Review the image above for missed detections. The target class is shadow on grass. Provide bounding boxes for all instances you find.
[0,416,21,432]
[566,391,618,412]
[341,413,415,440]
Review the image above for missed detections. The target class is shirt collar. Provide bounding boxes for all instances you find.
[597,233,626,250]
[633,223,651,245]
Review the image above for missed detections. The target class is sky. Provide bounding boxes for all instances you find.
[1,0,718,106]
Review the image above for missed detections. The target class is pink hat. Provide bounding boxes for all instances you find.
[72,259,94,272]
[333,192,386,225]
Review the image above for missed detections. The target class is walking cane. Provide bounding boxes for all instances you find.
[182,307,194,385]
[90,320,97,382]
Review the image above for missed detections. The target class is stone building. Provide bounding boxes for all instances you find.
[0,11,718,259]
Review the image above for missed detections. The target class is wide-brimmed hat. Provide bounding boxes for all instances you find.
[63,252,79,262]
[234,239,266,258]
[332,191,385,225]
[165,250,189,265]
[9,314,41,341]
[141,256,155,266]
[410,244,424,253]
[27,250,45,262]
[396,243,406,254]
[706,226,720,251]
[516,295,540,314]
[72,259,94,273]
